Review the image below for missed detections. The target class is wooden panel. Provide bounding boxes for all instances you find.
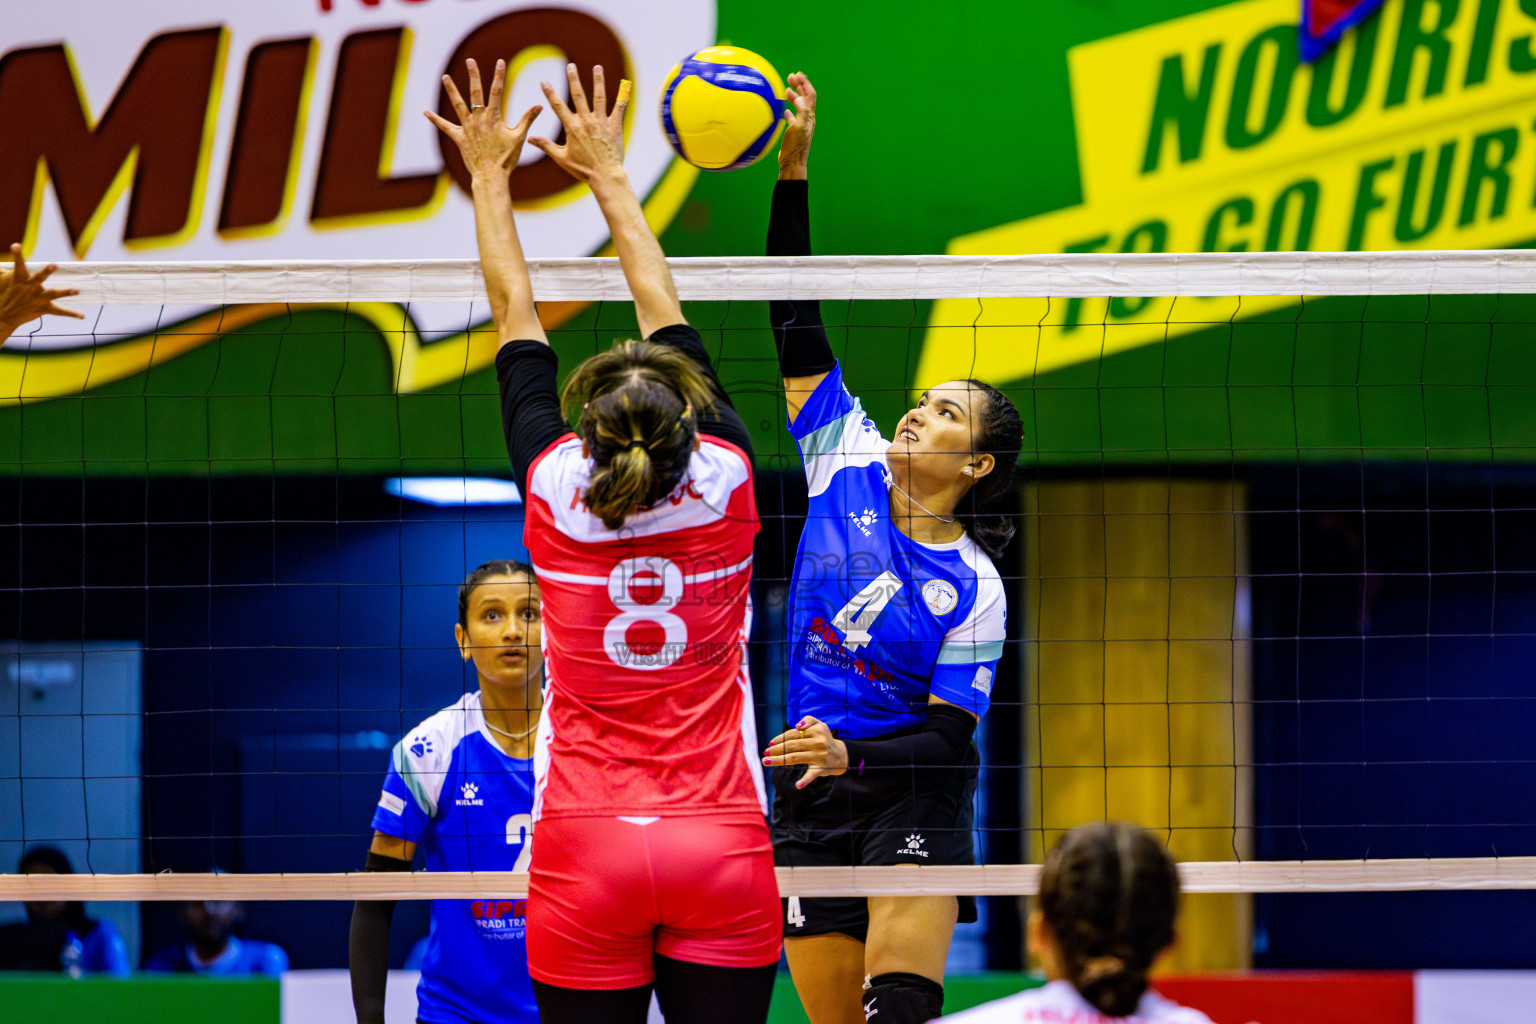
[1022,479,1252,972]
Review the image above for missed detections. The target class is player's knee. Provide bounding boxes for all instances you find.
[862,972,943,1024]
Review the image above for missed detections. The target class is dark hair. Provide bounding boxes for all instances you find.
[19,845,91,931]
[957,379,1024,560]
[561,339,717,531]
[1039,822,1179,1018]
[458,559,535,628]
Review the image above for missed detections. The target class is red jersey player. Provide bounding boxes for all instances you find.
[425,60,780,1024]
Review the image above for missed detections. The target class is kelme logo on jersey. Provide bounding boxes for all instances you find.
[409,736,433,759]
[848,507,880,537]
[456,781,484,807]
[897,834,929,858]
[921,579,958,616]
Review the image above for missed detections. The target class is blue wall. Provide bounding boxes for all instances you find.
[1248,464,1536,967]
[3,477,534,966]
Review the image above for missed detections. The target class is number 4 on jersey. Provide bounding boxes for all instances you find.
[830,571,903,651]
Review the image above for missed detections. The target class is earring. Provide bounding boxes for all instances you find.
[963,466,974,475]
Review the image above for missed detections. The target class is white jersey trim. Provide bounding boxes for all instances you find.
[944,537,1007,655]
[736,596,768,815]
[527,436,752,542]
[798,391,891,500]
[531,677,555,823]
[392,692,484,819]
[533,554,754,588]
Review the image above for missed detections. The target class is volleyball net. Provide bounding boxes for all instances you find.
[4,249,1536,913]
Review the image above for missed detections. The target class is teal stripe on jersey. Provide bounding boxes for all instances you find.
[798,407,859,459]
[391,740,437,817]
[936,639,1005,665]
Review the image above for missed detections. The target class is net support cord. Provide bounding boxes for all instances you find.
[46,250,1536,305]
[4,858,1536,901]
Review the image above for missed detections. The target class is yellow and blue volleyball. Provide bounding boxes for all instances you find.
[659,46,786,171]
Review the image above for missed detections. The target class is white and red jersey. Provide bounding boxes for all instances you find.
[524,432,764,821]
[941,980,1215,1024]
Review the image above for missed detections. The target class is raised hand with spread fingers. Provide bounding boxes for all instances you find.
[0,244,83,347]
[527,63,631,185]
[531,63,682,338]
[423,58,545,346]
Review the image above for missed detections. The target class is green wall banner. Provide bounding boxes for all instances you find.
[0,974,278,1024]
[5,0,1536,472]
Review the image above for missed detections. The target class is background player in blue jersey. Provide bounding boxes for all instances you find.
[1,847,130,976]
[144,897,288,976]
[349,560,543,1024]
[757,75,1025,1024]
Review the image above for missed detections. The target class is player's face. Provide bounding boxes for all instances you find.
[456,574,544,692]
[890,380,987,483]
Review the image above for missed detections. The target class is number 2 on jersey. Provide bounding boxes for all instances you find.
[506,813,533,871]
[831,571,903,651]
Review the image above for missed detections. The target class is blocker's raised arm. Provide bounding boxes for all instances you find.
[425,58,546,348]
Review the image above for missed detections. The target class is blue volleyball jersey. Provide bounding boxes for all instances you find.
[370,691,537,1024]
[143,935,287,976]
[787,364,1006,738]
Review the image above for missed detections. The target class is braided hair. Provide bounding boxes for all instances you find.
[561,339,717,531]
[1038,822,1180,1018]
[957,379,1024,560]
[457,560,534,628]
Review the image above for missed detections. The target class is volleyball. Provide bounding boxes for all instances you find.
[659,46,786,171]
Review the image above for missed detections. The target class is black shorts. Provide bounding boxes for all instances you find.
[769,742,980,942]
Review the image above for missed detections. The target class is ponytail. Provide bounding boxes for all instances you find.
[1039,822,1179,1018]
[561,340,717,531]
[959,379,1024,560]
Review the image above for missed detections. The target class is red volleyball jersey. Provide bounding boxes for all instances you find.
[524,433,765,820]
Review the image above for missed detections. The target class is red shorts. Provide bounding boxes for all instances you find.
[526,814,782,989]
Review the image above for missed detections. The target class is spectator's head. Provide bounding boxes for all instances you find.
[455,560,543,695]
[180,900,243,955]
[19,846,83,927]
[560,339,716,530]
[1033,822,1180,1018]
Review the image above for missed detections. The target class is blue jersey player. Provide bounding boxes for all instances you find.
[349,561,543,1024]
[756,75,1025,1024]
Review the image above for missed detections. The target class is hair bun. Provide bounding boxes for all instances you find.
[1079,956,1127,986]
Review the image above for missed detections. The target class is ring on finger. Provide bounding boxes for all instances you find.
[469,104,484,111]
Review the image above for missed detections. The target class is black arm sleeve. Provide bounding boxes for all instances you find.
[644,323,754,462]
[840,703,978,773]
[349,851,411,1024]
[767,179,836,377]
[495,341,572,495]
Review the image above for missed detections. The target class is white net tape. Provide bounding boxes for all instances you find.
[4,859,1536,901]
[46,249,1536,305]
